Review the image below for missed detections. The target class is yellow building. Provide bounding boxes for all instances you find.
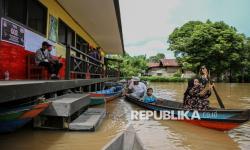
[0,0,124,79]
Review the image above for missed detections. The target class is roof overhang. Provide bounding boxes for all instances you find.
[57,0,124,55]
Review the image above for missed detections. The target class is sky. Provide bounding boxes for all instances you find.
[119,0,250,58]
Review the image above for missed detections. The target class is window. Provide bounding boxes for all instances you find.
[157,73,162,76]
[67,28,75,47]
[58,20,67,44]
[58,19,75,46]
[5,0,27,24]
[27,0,47,35]
[4,0,47,35]
[76,34,88,53]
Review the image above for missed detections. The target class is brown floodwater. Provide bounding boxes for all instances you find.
[0,82,249,150]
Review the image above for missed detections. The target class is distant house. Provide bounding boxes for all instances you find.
[147,59,195,78]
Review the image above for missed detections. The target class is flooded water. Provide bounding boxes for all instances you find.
[0,82,250,150]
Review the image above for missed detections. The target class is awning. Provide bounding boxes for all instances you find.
[57,0,124,54]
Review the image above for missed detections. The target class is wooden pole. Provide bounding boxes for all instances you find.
[65,45,71,80]
[209,70,225,109]
[212,85,225,109]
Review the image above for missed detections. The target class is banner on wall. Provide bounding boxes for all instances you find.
[48,15,58,42]
[1,18,25,47]
[24,29,46,52]
[24,29,56,55]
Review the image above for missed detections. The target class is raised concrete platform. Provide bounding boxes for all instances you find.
[69,108,106,131]
[42,93,90,117]
[0,77,119,103]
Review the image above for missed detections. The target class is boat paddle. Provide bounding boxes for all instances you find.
[210,81,225,109]
[208,71,225,109]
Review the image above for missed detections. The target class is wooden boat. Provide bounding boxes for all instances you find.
[89,86,123,106]
[0,101,50,133]
[0,107,30,122]
[102,125,145,150]
[125,95,250,131]
[19,102,50,119]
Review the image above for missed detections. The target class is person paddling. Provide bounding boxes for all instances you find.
[127,77,147,98]
[199,65,210,86]
[199,65,225,108]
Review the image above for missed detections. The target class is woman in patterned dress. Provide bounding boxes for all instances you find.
[183,77,213,110]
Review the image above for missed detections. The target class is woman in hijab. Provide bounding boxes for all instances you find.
[199,65,209,86]
[183,69,213,111]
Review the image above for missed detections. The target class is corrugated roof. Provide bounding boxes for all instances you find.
[148,63,160,68]
[148,59,180,68]
[160,59,179,67]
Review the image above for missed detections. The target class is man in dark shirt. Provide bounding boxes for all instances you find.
[35,41,62,79]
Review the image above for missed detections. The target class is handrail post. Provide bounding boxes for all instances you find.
[65,45,71,80]
[86,55,90,79]
[118,63,120,78]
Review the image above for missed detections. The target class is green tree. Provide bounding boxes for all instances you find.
[239,37,250,82]
[168,20,246,81]
[107,53,147,77]
[148,53,165,62]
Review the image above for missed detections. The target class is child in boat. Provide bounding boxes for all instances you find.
[142,88,158,103]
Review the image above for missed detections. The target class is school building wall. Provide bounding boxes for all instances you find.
[0,0,102,80]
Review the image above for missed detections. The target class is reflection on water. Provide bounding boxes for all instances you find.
[148,82,250,150]
[0,82,249,150]
[133,120,188,150]
[229,123,250,150]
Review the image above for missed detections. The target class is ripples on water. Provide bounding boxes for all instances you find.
[148,82,250,150]
[229,123,250,149]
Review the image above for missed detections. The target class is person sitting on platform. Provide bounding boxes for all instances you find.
[35,41,63,80]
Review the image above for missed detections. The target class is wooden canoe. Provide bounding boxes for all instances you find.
[0,107,29,122]
[102,125,145,150]
[19,102,50,119]
[125,95,250,131]
[0,101,50,133]
[89,87,123,106]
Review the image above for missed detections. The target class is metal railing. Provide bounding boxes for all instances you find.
[65,46,104,80]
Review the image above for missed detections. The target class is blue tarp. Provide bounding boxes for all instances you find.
[96,86,123,96]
